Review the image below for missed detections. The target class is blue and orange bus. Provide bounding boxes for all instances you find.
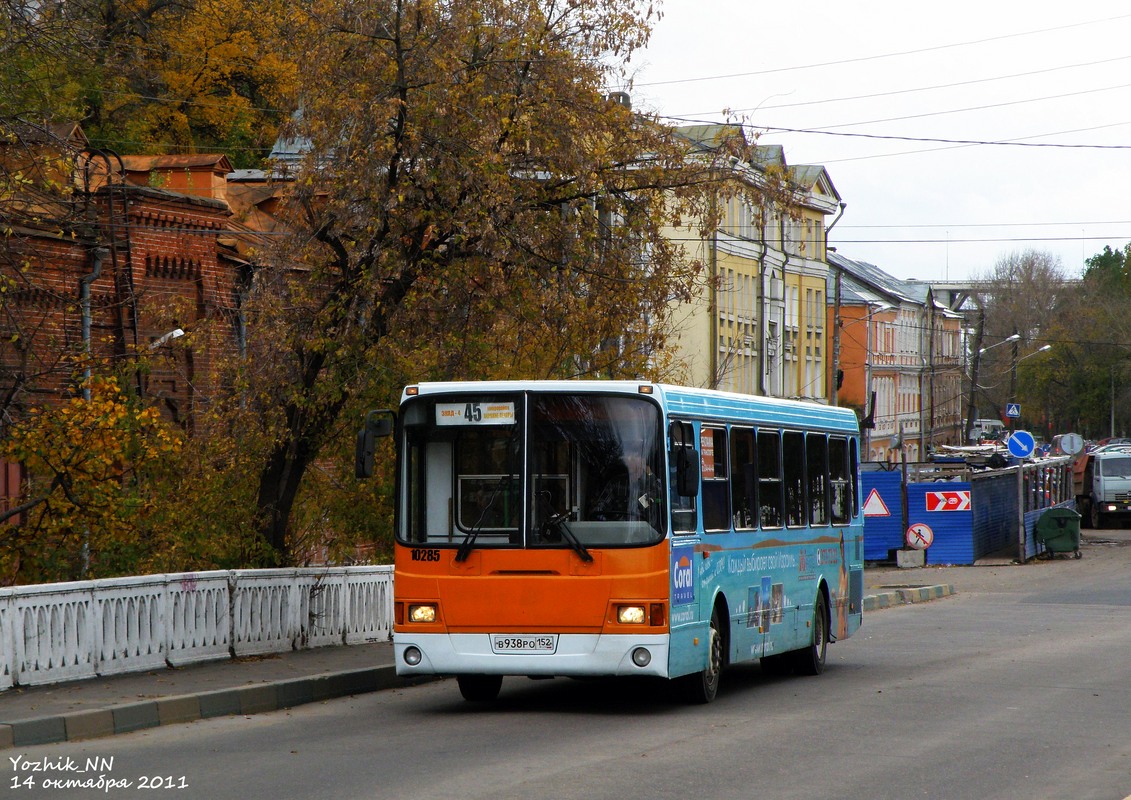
[357,380,864,703]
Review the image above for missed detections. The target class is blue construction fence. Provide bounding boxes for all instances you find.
[861,457,1075,565]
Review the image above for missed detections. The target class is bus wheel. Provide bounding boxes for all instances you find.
[456,674,503,702]
[682,608,723,704]
[792,592,828,677]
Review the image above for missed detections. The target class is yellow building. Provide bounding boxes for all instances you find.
[666,126,842,401]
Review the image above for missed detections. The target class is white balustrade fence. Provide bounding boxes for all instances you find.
[0,566,393,690]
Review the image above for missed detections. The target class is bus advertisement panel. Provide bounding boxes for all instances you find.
[358,381,864,703]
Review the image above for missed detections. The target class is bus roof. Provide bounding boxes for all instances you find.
[402,381,860,434]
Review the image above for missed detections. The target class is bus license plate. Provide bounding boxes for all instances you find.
[490,634,557,654]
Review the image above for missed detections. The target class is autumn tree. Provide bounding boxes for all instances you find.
[1,0,296,166]
[1048,242,1131,437]
[974,250,1068,435]
[0,0,302,580]
[242,0,727,563]
[976,245,1131,440]
[0,373,182,582]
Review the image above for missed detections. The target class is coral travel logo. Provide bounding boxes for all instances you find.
[672,547,695,606]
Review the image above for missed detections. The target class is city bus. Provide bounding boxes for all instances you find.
[356,380,864,703]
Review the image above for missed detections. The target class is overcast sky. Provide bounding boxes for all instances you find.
[625,1,1131,282]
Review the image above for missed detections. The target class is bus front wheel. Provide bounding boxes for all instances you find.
[791,592,828,677]
[456,674,503,702]
[681,607,723,704]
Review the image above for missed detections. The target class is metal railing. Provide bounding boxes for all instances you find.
[0,566,393,690]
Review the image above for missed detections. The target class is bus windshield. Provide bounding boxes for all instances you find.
[398,392,665,550]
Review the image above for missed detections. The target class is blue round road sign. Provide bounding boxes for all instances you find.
[1007,430,1035,458]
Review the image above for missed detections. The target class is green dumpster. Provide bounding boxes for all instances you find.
[1034,507,1082,559]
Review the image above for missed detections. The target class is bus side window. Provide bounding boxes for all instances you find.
[402,428,456,544]
[829,436,851,524]
[669,421,698,533]
[701,427,730,532]
[730,428,757,530]
[783,431,806,527]
[807,433,829,526]
[757,430,783,528]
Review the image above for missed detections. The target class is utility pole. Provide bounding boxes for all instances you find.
[831,264,841,406]
[963,311,985,444]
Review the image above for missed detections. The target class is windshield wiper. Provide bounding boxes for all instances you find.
[455,475,511,562]
[541,510,593,563]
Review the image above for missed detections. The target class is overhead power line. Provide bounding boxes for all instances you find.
[832,235,1131,245]
[751,124,1131,151]
[636,13,1131,88]
[724,54,1131,114]
[798,82,1131,133]
[839,221,1131,230]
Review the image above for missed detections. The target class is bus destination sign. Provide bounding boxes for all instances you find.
[436,401,516,426]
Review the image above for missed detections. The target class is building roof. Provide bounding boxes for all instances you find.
[751,144,785,168]
[827,251,962,317]
[674,125,842,213]
[827,251,917,308]
[120,154,234,174]
[674,124,750,156]
[1,121,87,148]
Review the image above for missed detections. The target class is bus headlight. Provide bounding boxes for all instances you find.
[617,605,646,624]
[409,604,437,623]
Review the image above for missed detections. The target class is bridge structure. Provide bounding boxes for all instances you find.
[924,278,1081,313]
[0,566,393,691]
[922,280,997,313]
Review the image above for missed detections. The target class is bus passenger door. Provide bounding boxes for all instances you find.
[668,421,704,678]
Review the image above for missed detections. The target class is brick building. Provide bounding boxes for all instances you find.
[0,124,249,510]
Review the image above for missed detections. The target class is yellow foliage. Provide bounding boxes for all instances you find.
[0,376,183,583]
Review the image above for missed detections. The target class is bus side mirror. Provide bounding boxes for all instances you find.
[355,409,395,479]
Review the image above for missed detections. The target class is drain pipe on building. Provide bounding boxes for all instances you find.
[79,246,109,577]
[826,203,847,406]
[80,247,110,402]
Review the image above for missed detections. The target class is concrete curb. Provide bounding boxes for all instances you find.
[0,665,418,751]
[864,584,956,612]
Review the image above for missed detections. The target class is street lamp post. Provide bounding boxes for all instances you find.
[1009,344,1053,431]
[977,332,1020,356]
[149,328,184,350]
[966,333,1021,442]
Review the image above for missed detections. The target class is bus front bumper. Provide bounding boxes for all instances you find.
[393,632,671,678]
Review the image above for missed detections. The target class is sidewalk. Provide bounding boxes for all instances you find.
[0,574,957,751]
[0,641,410,750]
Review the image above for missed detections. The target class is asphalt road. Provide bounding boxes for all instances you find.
[7,533,1131,800]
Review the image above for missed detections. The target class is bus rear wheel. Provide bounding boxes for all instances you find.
[681,607,723,704]
[456,674,503,702]
[791,592,828,676]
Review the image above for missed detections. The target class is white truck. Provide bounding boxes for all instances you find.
[1073,448,1131,529]
[969,418,1006,442]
